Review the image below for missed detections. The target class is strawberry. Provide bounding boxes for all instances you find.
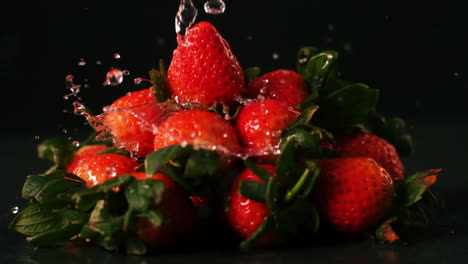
[245,69,308,108]
[225,164,280,246]
[312,157,394,235]
[67,154,138,187]
[167,21,245,106]
[235,99,299,161]
[335,133,405,181]
[131,172,200,249]
[65,144,110,172]
[153,109,242,159]
[101,89,164,158]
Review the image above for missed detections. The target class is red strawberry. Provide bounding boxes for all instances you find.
[167,21,245,106]
[226,164,280,246]
[335,133,405,181]
[65,144,110,172]
[131,172,200,249]
[67,154,138,187]
[235,99,299,161]
[245,69,308,108]
[313,157,394,235]
[101,89,164,158]
[153,109,242,159]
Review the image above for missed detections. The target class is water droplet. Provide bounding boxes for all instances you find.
[34,135,40,140]
[96,60,102,65]
[247,35,253,41]
[62,128,69,134]
[328,24,335,31]
[106,167,117,177]
[204,0,226,15]
[11,206,19,214]
[454,72,460,77]
[72,141,80,147]
[114,53,121,59]
[272,53,279,60]
[175,0,198,35]
[103,68,124,86]
[78,58,86,66]
[123,70,130,75]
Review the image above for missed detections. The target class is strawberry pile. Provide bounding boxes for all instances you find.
[10,21,442,255]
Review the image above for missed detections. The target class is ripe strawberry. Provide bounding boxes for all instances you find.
[101,89,164,158]
[167,21,245,106]
[131,172,200,249]
[235,99,299,161]
[226,164,280,246]
[245,69,308,108]
[153,109,242,158]
[313,157,394,235]
[65,144,110,172]
[335,133,405,181]
[67,154,138,187]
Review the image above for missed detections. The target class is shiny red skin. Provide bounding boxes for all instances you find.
[67,154,138,187]
[103,89,163,158]
[226,164,279,245]
[245,69,308,108]
[153,109,242,158]
[65,144,110,173]
[313,157,394,235]
[131,172,199,249]
[235,99,299,161]
[167,21,245,106]
[335,133,405,181]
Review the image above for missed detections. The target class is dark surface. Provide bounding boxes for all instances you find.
[2,0,468,263]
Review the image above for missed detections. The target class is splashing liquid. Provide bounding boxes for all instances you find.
[175,0,198,35]
[204,0,226,14]
[103,68,124,86]
[64,75,82,99]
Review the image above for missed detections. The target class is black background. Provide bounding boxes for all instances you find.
[1,1,468,263]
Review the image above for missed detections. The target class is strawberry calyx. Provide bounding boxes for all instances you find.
[238,158,320,249]
[372,169,443,243]
[149,59,169,102]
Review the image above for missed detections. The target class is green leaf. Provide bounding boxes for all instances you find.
[295,105,319,124]
[301,50,339,92]
[124,179,164,229]
[265,177,280,213]
[396,169,441,208]
[275,200,319,236]
[35,178,85,209]
[244,67,261,83]
[184,149,219,182]
[9,204,64,236]
[145,145,188,178]
[318,83,379,128]
[97,146,130,156]
[275,136,296,185]
[139,209,164,229]
[243,159,272,183]
[72,174,133,211]
[29,209,87,246]
[296,46,319,75]
[239,180,267,202]
[240,216,275,249]
[149,65,169,102]
[37,137,76,169]
[284,160,320,202]
[22,174,61,200]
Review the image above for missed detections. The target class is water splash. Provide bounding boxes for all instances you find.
[175,0,198,35]
[10,206,19,214]
[103,68,124,86]
[64,75,82,99]
[114,53,121,59]
[204,0,226,15]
